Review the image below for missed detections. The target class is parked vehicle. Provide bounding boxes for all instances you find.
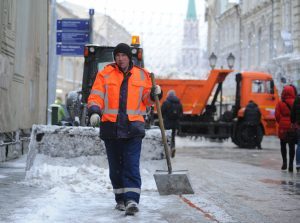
[154,69,279,148]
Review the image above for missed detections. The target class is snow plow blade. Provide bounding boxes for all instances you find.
[26,125,168,171]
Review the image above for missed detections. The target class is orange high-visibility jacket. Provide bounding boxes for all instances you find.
[88,64,154,122]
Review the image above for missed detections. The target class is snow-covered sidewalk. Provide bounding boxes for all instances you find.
[1,136,298,223]
[1,153,212,222]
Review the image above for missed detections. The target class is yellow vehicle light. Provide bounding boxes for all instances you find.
[131,35,140,46]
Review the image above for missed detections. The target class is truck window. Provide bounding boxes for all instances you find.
[97,57,142,70]
[96,49,114,71]
[252,80,264,93]
[132,57,143,67]
[265,80,273,94]
[95,48,143,70]
[98,62,111,71]
[252,80,273,94]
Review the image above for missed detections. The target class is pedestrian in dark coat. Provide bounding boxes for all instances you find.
[243,100,262,149]
[161,90,183,158]
[290,88,300,173]
[275,85,296,172]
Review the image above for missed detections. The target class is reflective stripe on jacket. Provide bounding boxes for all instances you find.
[87,64,154,123]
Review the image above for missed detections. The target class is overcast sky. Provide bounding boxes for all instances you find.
[57,0,208,76]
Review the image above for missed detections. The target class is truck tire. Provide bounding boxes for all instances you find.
[231,122,240,146]
[234,121,263,149]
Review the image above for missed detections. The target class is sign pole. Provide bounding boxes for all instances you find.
[89,9,94,44]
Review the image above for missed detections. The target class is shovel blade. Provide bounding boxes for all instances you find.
[154,170,194,195]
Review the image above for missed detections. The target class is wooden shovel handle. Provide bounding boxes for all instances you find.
[150,73,172,174]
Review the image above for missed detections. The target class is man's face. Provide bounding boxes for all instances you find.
[115,53,130,72]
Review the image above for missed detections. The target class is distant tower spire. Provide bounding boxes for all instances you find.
[186,0,197,20]
[180,0,203,76]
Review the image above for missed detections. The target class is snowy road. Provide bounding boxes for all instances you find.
[0,136,300,223]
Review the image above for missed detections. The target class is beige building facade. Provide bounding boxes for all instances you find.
[206,0,300,92]
[0,0,48,131]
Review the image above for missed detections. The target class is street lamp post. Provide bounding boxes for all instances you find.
[227,52,235,69]
[209,52,217,70]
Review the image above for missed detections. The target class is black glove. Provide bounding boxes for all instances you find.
[150,85,163,101]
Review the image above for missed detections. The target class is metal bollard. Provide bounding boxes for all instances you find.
[50,104,59,125]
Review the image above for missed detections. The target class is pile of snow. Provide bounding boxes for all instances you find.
[26,125,170,171]
[22,152,167,222]
[24,154,165,193]
[25,125,171,192]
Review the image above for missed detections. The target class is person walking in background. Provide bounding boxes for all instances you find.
[87,43,162,215]
[243,100,262,149]
[291,87,300,173]
[54,96,66,124]
[275,85,297,172]
[161,90,183,158]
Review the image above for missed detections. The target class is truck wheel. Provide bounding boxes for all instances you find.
[231,122,240,146]
[234,121,263,149]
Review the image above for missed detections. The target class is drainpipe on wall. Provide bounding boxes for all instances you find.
[271,0,274,60]
[47,0,59,124]
[235,3,242,70]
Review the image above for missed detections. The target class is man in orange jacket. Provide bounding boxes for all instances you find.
[88,43,162,216]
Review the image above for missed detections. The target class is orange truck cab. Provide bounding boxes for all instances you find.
[155,69,279,148]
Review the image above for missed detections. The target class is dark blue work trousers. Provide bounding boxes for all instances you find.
[104,137,142,204]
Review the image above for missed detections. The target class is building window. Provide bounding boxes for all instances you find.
[65,60,74,81]
[257,28,262,66]
[282,0,292,32]
[269,24,273,59]
[248,32,252,68]
[29,80,36,112]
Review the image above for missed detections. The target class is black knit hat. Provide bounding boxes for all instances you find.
[113,43,132,61]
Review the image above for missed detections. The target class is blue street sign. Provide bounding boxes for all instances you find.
[56,32,89,43]
[56,44,85,56]
[57,19,90,31]
[89,9,94,16]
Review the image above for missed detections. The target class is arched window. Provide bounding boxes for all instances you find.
[248,32,252,68]
[269,23,273,59]
[65,59,74,81]
[257,28,262,66]
[283,0,292,32]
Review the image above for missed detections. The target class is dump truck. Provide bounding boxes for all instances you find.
[154,69,279,148]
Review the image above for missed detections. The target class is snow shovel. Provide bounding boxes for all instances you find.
[150,73,194,195]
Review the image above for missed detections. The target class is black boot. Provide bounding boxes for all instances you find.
[280,141,287,170]
[288,143,295,173]
[281,162,287,170]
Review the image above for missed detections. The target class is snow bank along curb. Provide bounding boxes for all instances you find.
[26,125,170,171]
